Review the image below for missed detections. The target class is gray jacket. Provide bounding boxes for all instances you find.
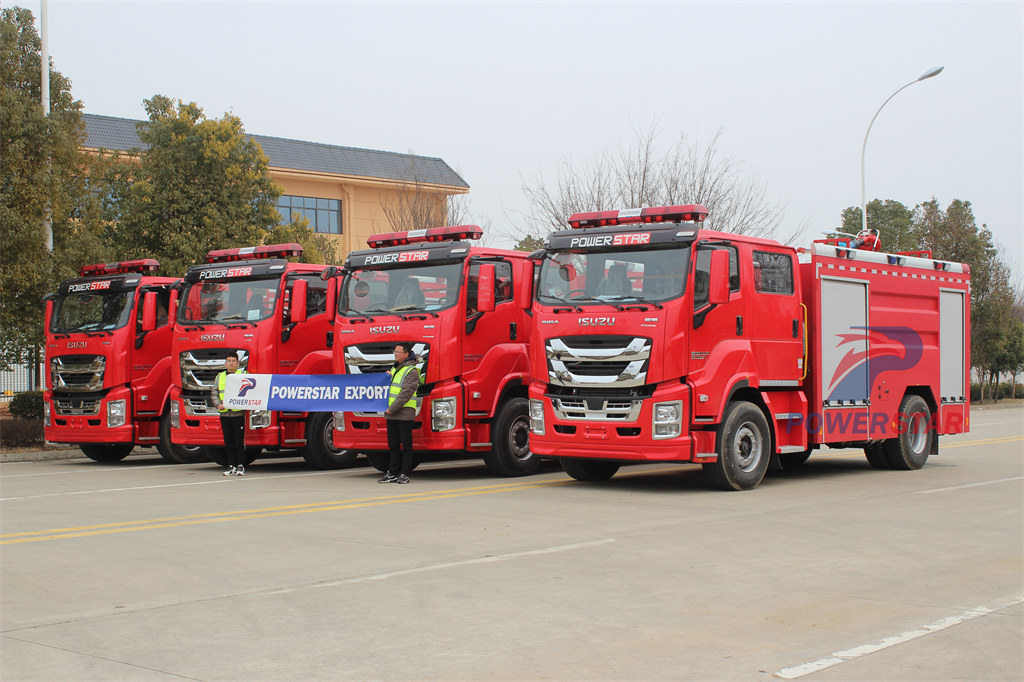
[385,356,420,421]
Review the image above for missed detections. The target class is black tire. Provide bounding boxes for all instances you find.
[484,397,540,477]
[300,413,359,469]
[779,449,811,468]
[80,443,133,462]
[559,458,619,481]
[884,395,932,470]
[864,442,891,469]
[704,401,771,490]
[157,413,206,464]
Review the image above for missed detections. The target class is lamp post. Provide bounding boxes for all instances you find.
[860,66,944,236]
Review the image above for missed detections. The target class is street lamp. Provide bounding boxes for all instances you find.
[860,66,944,236]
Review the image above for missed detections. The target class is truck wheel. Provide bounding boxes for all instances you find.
[300,413,359,469]
[559,458,619,481]
[705,401,771,490]
[484,397,540,477]
[80,443,133,462]
[884,395,932,470]
[779,449,811,468]
[157,414,206,464]
[864,443,891,469]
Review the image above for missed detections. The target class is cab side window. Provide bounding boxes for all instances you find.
[693,246,739,309]
[752,250,794,294]
[135,287,171,330]
[467,260,513,315]
[284,275,329,323]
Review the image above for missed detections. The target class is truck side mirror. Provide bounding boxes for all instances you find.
[142,291,158,332]
[477,263,496,313]
[291,279,308,323]
[521,261,534,310]
[708,250,730,305]
[326,277,337,324]
[168,289,179,323]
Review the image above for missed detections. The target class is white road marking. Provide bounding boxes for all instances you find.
[776,594,1024,679]
[269,539,617,594]
[0,464,180,479]
[0,470,343,501]
[914,476,1024,495]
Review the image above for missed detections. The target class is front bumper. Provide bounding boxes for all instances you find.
[44,387,135,444]
[170,388,291,447]
[332,393,468,453]
[527,381,694,461]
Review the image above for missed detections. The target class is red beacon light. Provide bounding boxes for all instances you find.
[367,225,483,248]
[567,205,709,229]
[78,259,160,276]
[205,243,303,263]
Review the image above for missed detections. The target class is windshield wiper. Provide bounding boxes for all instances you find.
[391,305,439,319]
[541,295,582,313]
[220,314,256,328]
[608,294,664,310]
[572,295,626,312]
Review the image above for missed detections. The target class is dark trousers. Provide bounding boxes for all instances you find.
[386,419,414,476]
[219,415,246,467]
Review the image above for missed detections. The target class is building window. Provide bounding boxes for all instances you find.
[276,195,341,234]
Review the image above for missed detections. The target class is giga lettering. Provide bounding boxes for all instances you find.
[199,266,253,280]
[569,233,651,248]
[68,280,112,292]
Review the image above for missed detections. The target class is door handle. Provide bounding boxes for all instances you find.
[792,319,799,338]
[736,316,743,336]
[510,322,517,341]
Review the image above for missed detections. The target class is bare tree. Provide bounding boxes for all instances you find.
[378,157,470,233]
[515,121,798,245]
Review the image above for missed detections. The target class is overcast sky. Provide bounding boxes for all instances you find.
[20,1,1024,273]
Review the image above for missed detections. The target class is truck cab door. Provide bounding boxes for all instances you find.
[747,249,802,384]
[690,244,743,377]
[132,286,172,415]
[462,259,519,413]
[279,274,329,373]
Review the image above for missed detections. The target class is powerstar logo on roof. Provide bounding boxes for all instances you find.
[68,280,112,292]
[199,266,253,280]
[364,251,430,265]
[224,373,389,412]
[569,233,651,249]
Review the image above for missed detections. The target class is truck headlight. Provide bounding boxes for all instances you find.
[249,410,271,429]
[529,399,545,435]
[431,397,456,432]
[44,401,51,427]
[107,399,126,428]
[652,400,682,439]
[170,401,180,428]
[333,410,345,431]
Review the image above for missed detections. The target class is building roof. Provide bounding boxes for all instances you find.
[81,113,469,190]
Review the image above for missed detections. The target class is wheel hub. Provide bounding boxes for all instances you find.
[733,424,762,473]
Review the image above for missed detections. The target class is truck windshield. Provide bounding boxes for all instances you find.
[537,246,690,305]
[340,262,462,316]
[178,276,281,324]
[50,289,134,333]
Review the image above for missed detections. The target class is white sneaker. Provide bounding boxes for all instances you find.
[223,466,237,476]
[235,465,246,477]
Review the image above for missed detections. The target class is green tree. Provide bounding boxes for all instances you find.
[838,199,915,252]
[513,235,545,252]
[115,95,281,275]
[0,7,110,370]
[264,214,341,265]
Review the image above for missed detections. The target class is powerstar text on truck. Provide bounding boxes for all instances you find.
[328,225,540,476]
[527,205,970,490]
[44,259,203,463]
[169,243,350,468]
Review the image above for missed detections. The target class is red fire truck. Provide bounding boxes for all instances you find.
[328,225,539,476]
[527,205,970,490]
[43,259,203,463]
[168,244,350,468]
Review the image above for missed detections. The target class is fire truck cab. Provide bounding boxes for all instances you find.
[527,205,970,490]
[44,259,202,463]
[329,225,538,476]
[169,244,348,468]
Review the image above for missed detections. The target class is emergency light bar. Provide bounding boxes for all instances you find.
[78,259,160,276]
[205,243,303,263]
[366,225,483,248]
[567,205,709,229]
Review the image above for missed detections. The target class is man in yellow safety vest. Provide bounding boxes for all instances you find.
[379,342,421,484]
[211,350,248,476]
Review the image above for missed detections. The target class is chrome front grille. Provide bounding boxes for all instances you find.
[51,355,105,393]
[53,396,102,416]
[182,395,218,417]
[552,396,642,421]
[179,349,248,391]
[344,342,429,376]
[546,336,652,388]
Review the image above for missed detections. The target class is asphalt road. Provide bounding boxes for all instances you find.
[2,407,1021,680]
